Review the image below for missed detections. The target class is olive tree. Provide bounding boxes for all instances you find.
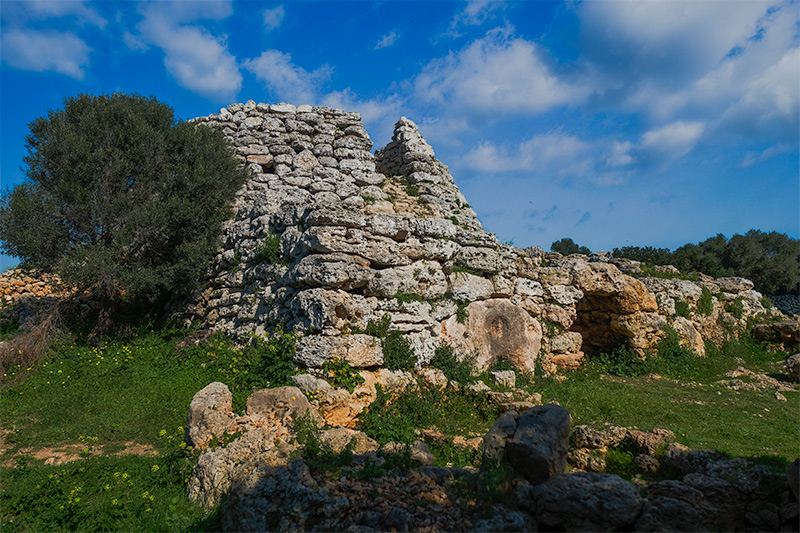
[0,93,249,335]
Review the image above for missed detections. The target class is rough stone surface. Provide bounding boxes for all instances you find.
[186,382,236,450]
[525,472,643,531]
[440,299,542,372]
[506,404,571,485]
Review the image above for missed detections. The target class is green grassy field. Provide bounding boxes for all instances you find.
[1,321,797,531]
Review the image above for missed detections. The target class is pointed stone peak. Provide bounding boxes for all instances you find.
[375,117,445,181]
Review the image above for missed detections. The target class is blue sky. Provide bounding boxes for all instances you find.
[1,0,798,270]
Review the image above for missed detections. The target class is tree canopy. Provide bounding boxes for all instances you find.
[551,238,591,256]
[0,93,249,333]
[613,230,799,295]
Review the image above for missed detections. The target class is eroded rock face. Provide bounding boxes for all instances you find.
[440,299,542,372]
[524,472,643,531]
[187,101,782,376]
[505,404,571,485]
[187,382,236,450]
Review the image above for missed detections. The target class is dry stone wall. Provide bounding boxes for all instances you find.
[189,101,784,374]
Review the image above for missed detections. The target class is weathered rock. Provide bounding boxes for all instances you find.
[186,382,236,450]
[571,424,627,449]
[315,427,379,454]
[635,497,706,532]
[440,299,541,373]
[506,404,570,485]
[626,428,675,455]
[246,386,321,424]
[490,370,516,388]
[294,334,383,368]
[482,410,519,463]
[525,472,643,531]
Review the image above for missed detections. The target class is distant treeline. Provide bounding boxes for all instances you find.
[550,231,800,295]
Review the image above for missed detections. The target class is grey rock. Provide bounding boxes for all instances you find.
[571,424,627,449]
[635,497,706,532]
[294,334,383,368]
[186,382,236,450]
[506,404,570,485]
[315,427,379,454]
[527,472,643,531]
[490,370,516,388]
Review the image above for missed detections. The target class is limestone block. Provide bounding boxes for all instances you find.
[287,288,372,331]
[717,277,755,293]
[515,278,544,298]
[306,207,366,229]
[316,427,379,454]
[294,334,383,368]
[448,272,494,301]
[672,317,706,356]
[545,285,584,306]
[367,213,412,241]
[506,404,571,485]
[364,260,447,299]
[440,298,542,373]
[246,386,320,422]
[549,332,583,354]
[454,246,505,274]
[187,382,236,450]
[526,472,643,531]
[490,370,516,388]
[288,253,372,290]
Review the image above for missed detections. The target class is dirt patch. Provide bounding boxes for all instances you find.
[2,440,160,467]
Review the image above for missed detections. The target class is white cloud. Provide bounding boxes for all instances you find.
[262,5,284,32]
[137,2,241,99]
[574,0,798,147]
[122,31,148,52]
[720,46,799,142]
[375,30,398,50]
[1,29,91,78]
[640,121,705,156]
[462,132,593,184]
[415,28,589,115]
[577,0,768,83]
[740,143,795,167]
[458,0,504,26]
[244,50,331,105]
[15,0,107,27]
[604,121,705,171]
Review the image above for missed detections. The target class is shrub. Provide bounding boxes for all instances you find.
[456,301,469,324]
[322,358,364,393]
[761,296,774,309]
[592,343,647,378]
[697,287,714,316]
[252,233,284,265]
[382,330,417,371]
[395,290,427,305]
[364,313,391,338]
[431,344,476,386]
[725,296,745,319]
[0,93,249,338]
[674,299,691,318]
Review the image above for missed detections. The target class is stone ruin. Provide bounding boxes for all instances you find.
[188,101,786,375]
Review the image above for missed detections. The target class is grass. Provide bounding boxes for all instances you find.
[0,319,298,531]
[1,310,797,529]
[534,334,798,460]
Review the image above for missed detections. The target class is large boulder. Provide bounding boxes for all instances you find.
[186,382,236,450]
[246,386,322,424]
[505,404,570,485]
[440,298,542,372]
[525,472,643,531]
